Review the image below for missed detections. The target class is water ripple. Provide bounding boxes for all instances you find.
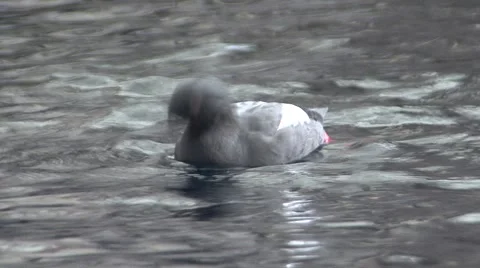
[2,0,480,267]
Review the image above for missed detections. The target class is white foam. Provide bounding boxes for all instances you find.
[5,120,60,131]
[49,73,117,90]
[119,76,180,98]
[90,103,166,130]
[335,78,395,89]
[456,106,480,119]
[429,179,480,190]
[326,106,456,127]
[400,133,468,145]
[379,73,465,100]
[301,38,351,51]
[114,139,172,155]
[146,43,256,64]
[450,213,480,224]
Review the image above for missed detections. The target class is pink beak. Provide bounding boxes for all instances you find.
[324,132,332,144]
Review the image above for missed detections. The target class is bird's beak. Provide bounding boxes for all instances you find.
[324,132,332,144]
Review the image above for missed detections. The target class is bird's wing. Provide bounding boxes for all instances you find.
[233,101,311,136]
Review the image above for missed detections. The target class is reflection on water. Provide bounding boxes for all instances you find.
[281,189,325,267]
[1,0,480,267]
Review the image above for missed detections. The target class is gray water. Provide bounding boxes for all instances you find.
[1,0,480,267]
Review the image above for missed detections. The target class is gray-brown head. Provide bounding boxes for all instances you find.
[168,77,234,134]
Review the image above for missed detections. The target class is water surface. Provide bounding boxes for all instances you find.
[1,0,480,267]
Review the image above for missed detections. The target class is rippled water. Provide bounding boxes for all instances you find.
[2,0,480,267]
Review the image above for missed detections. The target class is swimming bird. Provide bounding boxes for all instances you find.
[168,77,331,167]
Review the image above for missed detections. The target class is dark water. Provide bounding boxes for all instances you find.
[1,0,480,267]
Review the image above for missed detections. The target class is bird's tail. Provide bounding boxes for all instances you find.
[305,107,328,123]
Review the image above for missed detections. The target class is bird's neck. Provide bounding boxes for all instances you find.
[188,105,236,136]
